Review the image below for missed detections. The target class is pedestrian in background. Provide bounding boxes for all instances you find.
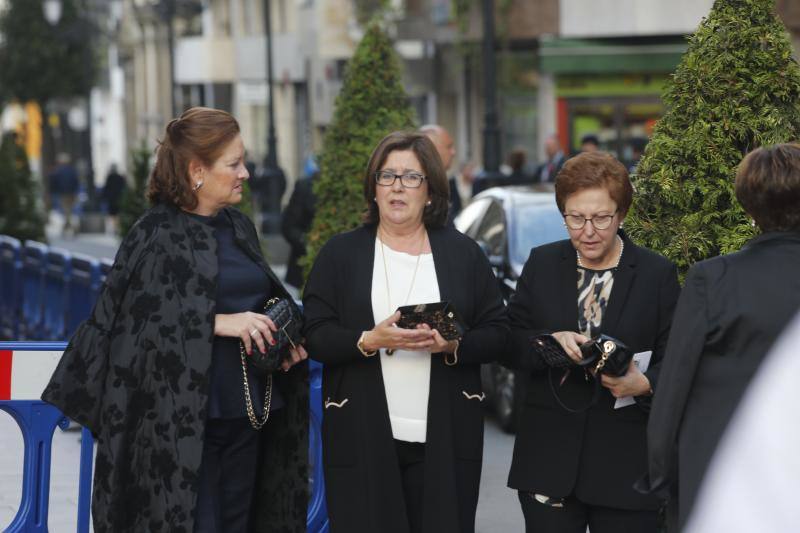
[644,143,800,530]
[505,147,531,186]
[420,124,462,222]
[42,107,309,532]
[49,152,80,236]
[101,163,126,234]
[281,158,318,289]
[504,151,680,533]
[303,131,507,533]
[537,134,565,183]
[580,134,600,153]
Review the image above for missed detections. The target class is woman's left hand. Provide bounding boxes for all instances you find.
[280,344,309,372]
[416,324,459,354]
[600,359,652,398]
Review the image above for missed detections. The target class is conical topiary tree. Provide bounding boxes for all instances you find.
[627,0,800,274]
[0,132,46,242]
[119,144,151,238]
[301,22,415,278]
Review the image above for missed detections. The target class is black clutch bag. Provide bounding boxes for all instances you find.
[532,333,634,413]
[246,297,304,373]
[396,301,466,340]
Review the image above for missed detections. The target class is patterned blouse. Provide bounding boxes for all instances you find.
[577,267,616,338]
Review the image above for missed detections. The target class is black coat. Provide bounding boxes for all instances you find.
[41,203,308,532]
[504,233,680,510]
[302,224,508,533]
[645,231,800,529]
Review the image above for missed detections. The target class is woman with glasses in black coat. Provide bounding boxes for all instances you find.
[303,131,508,533]
[504,152,680,533]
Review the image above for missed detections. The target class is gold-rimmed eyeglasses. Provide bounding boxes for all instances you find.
[374,170,427,188]
[563,210,618,230]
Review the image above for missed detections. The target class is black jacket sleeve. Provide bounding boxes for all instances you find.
[502,249,550,372]
[635,262,681,410]
[646,263,709,492]
[454,246,508,365]
[302,238,368,367]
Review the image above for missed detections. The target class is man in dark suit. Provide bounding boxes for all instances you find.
[421,124,463,223]
[537,134,565,183]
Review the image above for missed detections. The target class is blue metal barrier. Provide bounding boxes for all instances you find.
[0,236,22,339]
[66,254,100,339]
[43,249,71,341]
[0,341,94,533]
[307,359,330,532]
[1,341,330,531]
[20,242,48,340]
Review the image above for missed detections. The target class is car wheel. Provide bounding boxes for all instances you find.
[492,364,517,433]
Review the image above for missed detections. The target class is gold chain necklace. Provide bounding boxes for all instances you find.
[379,228,426,355]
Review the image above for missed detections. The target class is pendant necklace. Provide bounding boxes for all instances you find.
[379,228,425,355]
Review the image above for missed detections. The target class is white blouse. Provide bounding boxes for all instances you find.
[371,238,440,443]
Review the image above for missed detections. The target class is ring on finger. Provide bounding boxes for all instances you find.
[250,328,259,337]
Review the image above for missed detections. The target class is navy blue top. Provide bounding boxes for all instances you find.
[190,210,283,419]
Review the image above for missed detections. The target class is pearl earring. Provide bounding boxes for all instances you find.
[193,179,204,191]
[426,200,431,206]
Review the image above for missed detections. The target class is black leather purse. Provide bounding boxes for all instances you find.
[531,333,634,413]
[239,297,304,429]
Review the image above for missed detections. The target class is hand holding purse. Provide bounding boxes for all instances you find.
[531,333,634,412]
[395,301,466,341]
[239,297,304,429]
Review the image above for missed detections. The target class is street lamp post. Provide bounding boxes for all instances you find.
[260,0,285,234]
[478,0,503,189]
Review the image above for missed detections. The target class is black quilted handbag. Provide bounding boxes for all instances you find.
[239,297,304,430]
[531,333,634,413]
[247,297,304,373]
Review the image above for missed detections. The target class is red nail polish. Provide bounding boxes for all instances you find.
[270,339,276,346]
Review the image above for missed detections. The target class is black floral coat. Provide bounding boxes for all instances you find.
[41,203,308,532]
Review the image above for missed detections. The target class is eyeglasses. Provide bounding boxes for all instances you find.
[563,210,618,230]
[374,170,427,188]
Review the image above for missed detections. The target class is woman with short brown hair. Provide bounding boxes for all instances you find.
[504,151,680,532]
[43,107,309,532]
[646,143,800,530]
[303,131,507,533]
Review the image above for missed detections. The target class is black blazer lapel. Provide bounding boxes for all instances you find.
[351,225,378,327]
[601,236,638,334]
[556,240,579,330]
[428,228,456,310]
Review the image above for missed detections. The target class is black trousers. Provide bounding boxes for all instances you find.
[517,491,658,533]
[395,439,426,533]
[194,418,261,533]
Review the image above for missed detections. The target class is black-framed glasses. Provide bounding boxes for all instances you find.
[563,210,618,230]
[374,170,427,188]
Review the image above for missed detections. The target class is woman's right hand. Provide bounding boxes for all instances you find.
[361,311,435,353]
[215,312,277,355]
[551,331,590,364]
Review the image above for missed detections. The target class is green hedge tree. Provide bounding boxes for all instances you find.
[0,133,46,242]
[302,22,415,278]
[627,0,800,274]
[119,145,151,238]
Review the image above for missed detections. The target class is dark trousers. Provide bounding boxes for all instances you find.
[194,418,261,533]
[395,439,426,533]
[518,491,658,533]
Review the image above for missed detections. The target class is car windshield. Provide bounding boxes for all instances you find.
[510,201,568,266]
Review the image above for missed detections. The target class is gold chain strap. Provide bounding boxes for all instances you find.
[240,342,273,430]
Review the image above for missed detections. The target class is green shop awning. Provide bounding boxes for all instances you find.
[540,37,688,75]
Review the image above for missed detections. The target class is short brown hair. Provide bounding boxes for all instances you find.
[363,131,449,228]
[147,107,241,209]
[555,152,633,216]
[736,143,800,232]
